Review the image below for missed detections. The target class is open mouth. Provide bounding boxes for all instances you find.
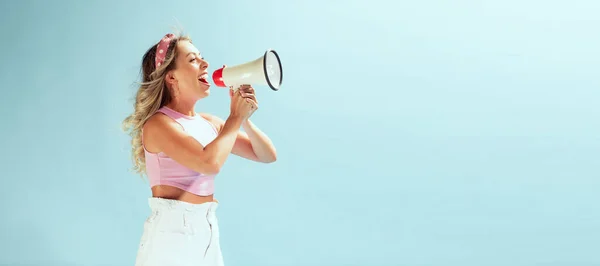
[198,73,210,85]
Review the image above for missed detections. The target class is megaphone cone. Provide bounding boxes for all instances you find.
[212,49,283,91]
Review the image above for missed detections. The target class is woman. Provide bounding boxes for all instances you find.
[122,32,277,266]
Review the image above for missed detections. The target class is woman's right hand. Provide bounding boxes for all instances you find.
[229,84,258,120]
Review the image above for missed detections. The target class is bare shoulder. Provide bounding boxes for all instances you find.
[198,112,225,132]
[144,112,183,132]
[142,112,184,153]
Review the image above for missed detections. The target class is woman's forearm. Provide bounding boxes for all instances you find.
[242,119,277,163]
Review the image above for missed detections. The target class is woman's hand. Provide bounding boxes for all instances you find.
[229,84,258,120]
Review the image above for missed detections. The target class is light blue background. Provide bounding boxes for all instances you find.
[1,0,598,265]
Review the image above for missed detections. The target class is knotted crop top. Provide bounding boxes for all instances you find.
[143,106,219,196]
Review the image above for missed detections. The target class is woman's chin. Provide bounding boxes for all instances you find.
[197,86,210,98]
[198,83,211,93]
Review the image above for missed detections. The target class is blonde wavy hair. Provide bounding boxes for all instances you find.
[122,33,191,176]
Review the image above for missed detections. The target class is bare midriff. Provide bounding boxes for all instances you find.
[151,185,216,204]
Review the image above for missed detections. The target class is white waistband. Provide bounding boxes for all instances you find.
[148,197,218,214]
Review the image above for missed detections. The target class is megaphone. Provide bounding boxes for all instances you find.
[212,49,283,91]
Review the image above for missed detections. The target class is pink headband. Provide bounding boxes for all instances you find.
[155,33,175,68]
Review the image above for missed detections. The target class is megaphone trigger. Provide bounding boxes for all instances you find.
[212,49,283,91]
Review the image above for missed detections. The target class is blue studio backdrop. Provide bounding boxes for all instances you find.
[1,0,599,266]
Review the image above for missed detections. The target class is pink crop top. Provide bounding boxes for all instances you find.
[143,106,219,196]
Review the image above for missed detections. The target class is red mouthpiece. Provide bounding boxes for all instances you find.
[212,67,226,87]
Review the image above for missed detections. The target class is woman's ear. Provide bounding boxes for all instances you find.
[164,70,177,86]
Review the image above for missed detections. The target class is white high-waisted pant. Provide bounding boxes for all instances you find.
[134,197,224,266]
